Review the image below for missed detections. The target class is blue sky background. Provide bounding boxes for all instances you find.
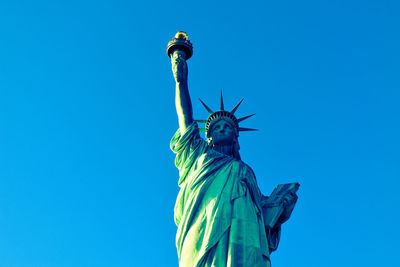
[0,0,399,266]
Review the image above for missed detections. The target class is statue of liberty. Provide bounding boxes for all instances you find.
[167,32,299,267]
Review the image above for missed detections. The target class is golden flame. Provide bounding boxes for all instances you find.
[175,31,188,40]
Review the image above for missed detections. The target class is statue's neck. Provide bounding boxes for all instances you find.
[212,144,234,157]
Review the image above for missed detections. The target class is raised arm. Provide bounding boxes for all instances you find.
[171,50,194,134]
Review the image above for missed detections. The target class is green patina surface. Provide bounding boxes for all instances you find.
[168,32,298,267]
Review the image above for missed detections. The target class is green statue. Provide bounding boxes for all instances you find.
[167,32,299,267]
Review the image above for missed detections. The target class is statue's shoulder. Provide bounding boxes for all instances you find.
[237,159,252,169]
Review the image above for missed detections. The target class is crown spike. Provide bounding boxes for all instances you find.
[220,90,224,111]
[239,127,258,132]
[199,98,213,114]
[230,98,244,115]
[237,113,256,122]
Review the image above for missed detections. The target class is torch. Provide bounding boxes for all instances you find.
[166,31,193,60]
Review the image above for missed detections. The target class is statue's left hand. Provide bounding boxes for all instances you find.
[279,192,298,224]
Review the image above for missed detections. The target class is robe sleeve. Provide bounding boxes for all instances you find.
[170,122,208,186]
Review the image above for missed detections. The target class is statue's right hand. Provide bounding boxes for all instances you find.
[171,51,188,83]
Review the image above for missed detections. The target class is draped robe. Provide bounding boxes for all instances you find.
[171,123,279,267]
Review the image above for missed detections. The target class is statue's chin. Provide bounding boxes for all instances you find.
[212,137,234,146]
[213,141,233,146]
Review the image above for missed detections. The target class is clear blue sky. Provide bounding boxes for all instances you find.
[0,0,399,266]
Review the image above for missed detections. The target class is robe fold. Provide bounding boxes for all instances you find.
[171,123,278,267]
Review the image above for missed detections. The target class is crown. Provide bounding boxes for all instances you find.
[196,91,257,137]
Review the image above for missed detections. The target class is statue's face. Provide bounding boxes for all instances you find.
[209,119,235,146]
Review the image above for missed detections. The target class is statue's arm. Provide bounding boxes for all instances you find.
[171,51,194,134]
